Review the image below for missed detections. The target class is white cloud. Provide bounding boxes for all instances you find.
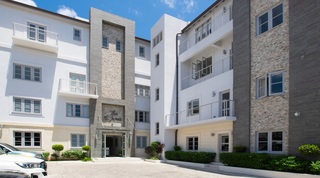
[128,8,142,16]
[57,5,78,18]
[183,0,196,13]
[13,0,37,7]
[161,0,176,8]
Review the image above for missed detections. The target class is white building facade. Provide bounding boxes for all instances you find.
[0,0,96,153]
[150,0,235,158]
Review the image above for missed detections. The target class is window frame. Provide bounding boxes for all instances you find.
[13,97,42,114]
[135,110,150,123]
[187,137,198,151]
[257,3,284,35]
[268,71,284,96]
[256,75,267,99]
[71,134,86,148]
[155,88,159,101]
[155,53,160,67]
[27,22,46,43]
[136,136,147,149]
[138,45,145,58]
[135,85,150,97]
[73,28,81,42]
[257,131,283,153]
[116,40,121,52]
[153,31,162,48]
[13,63,42,82]
[155,122,159,135]
[256,71,284,99]
[102,36,109,48]
[187,98,200,116]
[66,103,89,118]
[13,131,41,148]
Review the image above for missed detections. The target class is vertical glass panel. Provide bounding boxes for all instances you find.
[259,13,268,34]
[272,4,283,27]
[38,26,46,42]
[14,65,22,79]
[67,104,73,117]
[24,67,31,80]
[194,137,198,150]
[258,132,268,151]
[71,134,77,147]
[24,132,31,146]
[83,105,89,118]
[34,68,41,81]
[28,24,36,40]
[34,133,41,146]
[14,98,22,112]
[79,135,85,146]
[75,105,81,117]
[270,73,283,94]
[33,100,41,113]
[24,99,31,113]
[14,132,22,146]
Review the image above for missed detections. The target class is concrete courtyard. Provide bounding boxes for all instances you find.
[46,158,259,178]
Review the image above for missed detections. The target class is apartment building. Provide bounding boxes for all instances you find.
[150,0,234,157]
[233,0,320,155]
[134,37,151,157]
[0,0,95,152]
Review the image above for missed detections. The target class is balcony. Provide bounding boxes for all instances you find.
[181,55,232,90]
[165,100,236,129]
[12,23,59,53]
[58,79,98,99]
[179,6,233,61]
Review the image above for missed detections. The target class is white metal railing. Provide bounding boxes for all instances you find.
[179,5,233,54]
[165,100,235,127]
[13,23,58,46]
[181,55,233,90]
[59,79,98,96]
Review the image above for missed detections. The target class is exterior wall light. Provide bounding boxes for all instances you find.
[294,112,300,117]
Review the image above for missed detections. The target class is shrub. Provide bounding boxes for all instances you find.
[173,146,181,151]
[268,156,308,173]
[82,145,91,152]
[233,146,247,153]
[61,150,85,160]
[310,161,320,175]
[165,151,216,163]
[219,153,270,169]
[298,144,320,159]
[82,157,92,162]
[51,153,59,160]
[52,144,64,152]
[145,141,165,159]
[42,152,50,161]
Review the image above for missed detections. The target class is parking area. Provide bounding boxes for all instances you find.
[46,158,259,178]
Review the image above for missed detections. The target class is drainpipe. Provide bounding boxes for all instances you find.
[175,33,182,146]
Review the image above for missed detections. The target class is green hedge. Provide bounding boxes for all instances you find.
[165,151,216,163]
[61,150,86,160]
[219,153,271,169]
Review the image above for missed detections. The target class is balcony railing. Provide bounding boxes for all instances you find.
[179,5,232,54]
[13,23,58,46]
[181,55,232,90]
[165,100,235,127]
[59,79,98,98]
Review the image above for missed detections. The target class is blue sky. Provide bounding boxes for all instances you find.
[14,0,215,40]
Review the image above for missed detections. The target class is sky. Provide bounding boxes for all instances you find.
[13,0,216,40]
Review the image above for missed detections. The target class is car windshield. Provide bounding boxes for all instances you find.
[1,143,20,151]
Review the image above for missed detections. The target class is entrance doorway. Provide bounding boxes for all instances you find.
[102,134,126,157]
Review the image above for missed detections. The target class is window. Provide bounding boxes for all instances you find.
[116,41,121,52]
[256,71,284,98]
[155,122,159,135]
[153,31,162,47]
[66,103,89,118]
[187,99,199,116]
[13,64,41,82]
[27,22,46,42]
[71,134,85,147]
[155,53,160,67]
[192,57,212,80]
[102,36,108,48]
[136,136,147,148]
[14,131,41,147]
[135,85,150,97]
[13,97,41,114]
[187,137,198,151]
[257,131,283,152]
[139,46,145,57]
[155,88,159,101]
[135,111,149,123]
[69,73,86,94]
[195,19,212,43]
[220,135,229,152]
[73,28,81,41]
[257,3,283,35]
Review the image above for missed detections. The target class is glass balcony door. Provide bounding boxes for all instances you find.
[27,22,46,43]
[69,73,86,94]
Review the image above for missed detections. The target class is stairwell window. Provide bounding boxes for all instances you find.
[187,99,199,116]
[116,40,121,52]
[155,122,159,135]
[153,31,162,48]
[102,36,108,48]
[155,88,159,101]
[139,45,145,58]
[135,111,150,123]
[155,53,160,67]
[73,28,81,41]
[256,71,284,99]
[135,85,150,97]
[257,3,283,35]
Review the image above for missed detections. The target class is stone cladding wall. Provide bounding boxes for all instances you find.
[250,0,289,153]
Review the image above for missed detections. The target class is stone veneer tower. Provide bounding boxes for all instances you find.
[89,8,135,157]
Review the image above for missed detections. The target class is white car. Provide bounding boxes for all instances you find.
[0,148,47,178]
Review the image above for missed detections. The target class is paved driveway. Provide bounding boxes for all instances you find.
[46,158,259,178]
